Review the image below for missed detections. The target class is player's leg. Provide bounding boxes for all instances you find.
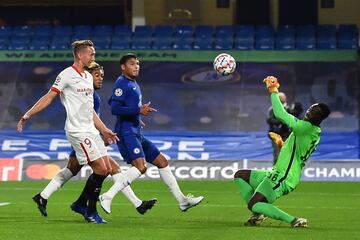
[248,177,305,227]
[99,157,144,214]
[234,169,267,204]
[109,158,141,207]
[99,135,144,214]
[249,193,295,225]
[143,135,204,211]
[153,153,204,212]
[41,154,81,200]
[87,155,112,212]
[234,169,270,225]
[109,157,157,214]
[69,133,110,223]
[77,155,110,224]
[33,151,81,217]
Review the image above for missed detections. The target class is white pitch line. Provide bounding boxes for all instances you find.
[11,202,359,210]
[0,202,10,206]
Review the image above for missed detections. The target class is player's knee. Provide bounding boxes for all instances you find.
[107,166,113,175]
[234,170,249,181]
[97,169,109,176]
[67,166,80,176]
[67,157,81,175]
[132,158,147,174]
[93,165,110,176]
[110,166,120,175]
[133,164,147,174]
[109,159,121,175]
[138,165,147,174]
[234,170,242,179]
[153,154,168,168]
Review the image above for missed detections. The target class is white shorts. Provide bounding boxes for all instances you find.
[66,132,108,165]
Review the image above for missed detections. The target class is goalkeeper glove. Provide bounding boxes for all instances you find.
[269,132,284,149]
[263,76,280,93]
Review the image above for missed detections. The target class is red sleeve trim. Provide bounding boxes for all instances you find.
[50,87,61,94]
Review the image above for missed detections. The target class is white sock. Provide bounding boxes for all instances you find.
[40,168,73,199]
[112,173,142,208]
[158,166,186,204]
[104,167,141,199]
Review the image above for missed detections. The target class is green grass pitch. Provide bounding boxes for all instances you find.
[0,180,359,240]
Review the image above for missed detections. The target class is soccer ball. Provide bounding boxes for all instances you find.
[213,53,236,76]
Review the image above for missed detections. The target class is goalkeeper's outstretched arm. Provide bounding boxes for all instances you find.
[263,76,297,129]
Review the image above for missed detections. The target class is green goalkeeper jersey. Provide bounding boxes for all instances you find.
[271,93,321,189]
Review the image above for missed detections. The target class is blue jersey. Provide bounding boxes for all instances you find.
[109,75,142,136]
[93,90,101,115]
[69,90,101,158]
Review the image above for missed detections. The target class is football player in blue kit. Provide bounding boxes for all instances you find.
[32,62,156,219]
[99,53,204,214]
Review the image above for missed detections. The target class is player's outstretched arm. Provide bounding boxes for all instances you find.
[263,76,296,128]
[17,90,58,133]
[93,111,119,144]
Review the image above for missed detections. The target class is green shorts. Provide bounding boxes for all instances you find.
[251,169,294,203]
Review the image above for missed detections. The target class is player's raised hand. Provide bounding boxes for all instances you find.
[101,128,119,144]
[269,132,284,149]
[140,101,157,116]
[16,114,29,133]
[263,76,280,93]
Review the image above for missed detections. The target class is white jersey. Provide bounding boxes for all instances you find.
[51,66,98,134]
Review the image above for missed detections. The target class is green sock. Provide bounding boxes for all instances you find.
[252,202,295,223]
[234,178,254,204]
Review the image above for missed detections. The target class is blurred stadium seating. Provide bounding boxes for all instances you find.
[0,24,358,50]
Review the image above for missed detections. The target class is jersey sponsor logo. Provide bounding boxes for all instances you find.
[115,88,123,97]
[76,88,93,94]
[133,148,140,154]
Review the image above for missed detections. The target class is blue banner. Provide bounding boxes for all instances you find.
[0,131,358,160]
[0,61,358,132]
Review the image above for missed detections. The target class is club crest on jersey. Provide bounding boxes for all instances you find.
[133,148,140,154]
[115,88,123,97]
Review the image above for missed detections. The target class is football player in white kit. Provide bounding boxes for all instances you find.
[17,40,144,224]
[30,62,156,219]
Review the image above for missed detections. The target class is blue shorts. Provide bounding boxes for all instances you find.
[69,148,76,158]
[117,134,160,164]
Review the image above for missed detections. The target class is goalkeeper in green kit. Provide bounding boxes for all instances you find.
[234,76,330,228]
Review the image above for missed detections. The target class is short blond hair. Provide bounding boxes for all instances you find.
[71,40,94,55]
